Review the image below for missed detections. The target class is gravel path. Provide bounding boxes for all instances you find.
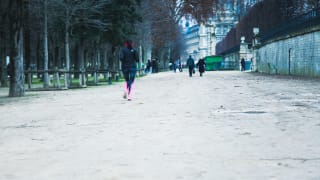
[0,71,320,180]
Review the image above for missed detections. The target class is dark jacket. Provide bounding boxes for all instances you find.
[186,57,195,68]
[119,47,139,70]
[197,59,206,73]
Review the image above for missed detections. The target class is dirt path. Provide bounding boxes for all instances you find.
[0,71,320,180]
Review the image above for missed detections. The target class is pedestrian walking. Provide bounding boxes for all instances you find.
[119,40,139,101]
[240,58,245,71]
[186,55,195,77]
[177,56,183,72]
[145,59,151,74]
[173,59,177,73]
[196,58,206,76]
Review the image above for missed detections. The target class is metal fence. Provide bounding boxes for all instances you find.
[24,68,146,90]
[261,7,320,43]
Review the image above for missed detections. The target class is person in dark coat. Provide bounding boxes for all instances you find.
[145,59,151,73]
[119,40,139,100]
[196,58,206,76]
[186,55,195,77]
[241,58,245,71]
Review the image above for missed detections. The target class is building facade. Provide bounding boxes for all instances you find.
[182,0,261,61]
[184,23,216,61]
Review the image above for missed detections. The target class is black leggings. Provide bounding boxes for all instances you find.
[122,68,136,92]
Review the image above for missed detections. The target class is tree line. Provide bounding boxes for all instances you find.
[1,0,145,96]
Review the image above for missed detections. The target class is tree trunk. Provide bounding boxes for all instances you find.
[36,37,41,78]
[54,46,59,68]
[24,1,31,74]
[103,44,108,78]
[9,22,25,97]
[65,21,71,88]
[79,39,85,71]
[75,39,84,79]
[96,45,101,70]
[43,0,49,88]
[0,36,8,87]
[78,39,86,86]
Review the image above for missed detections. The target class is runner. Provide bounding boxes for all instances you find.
[119,40,139,101]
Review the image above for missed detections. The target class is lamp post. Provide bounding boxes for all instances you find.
[252,27,260,72]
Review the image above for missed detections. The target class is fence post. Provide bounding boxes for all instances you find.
[28,67,32,89]
[79,69,82,87]
[54,67,60,88]
[108,71,112,85]
[80,68,86,87]
[116,71,119,82]
[64,69,68,89]
[94,70,98,85]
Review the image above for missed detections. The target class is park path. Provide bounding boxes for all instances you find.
[0,71,320,180]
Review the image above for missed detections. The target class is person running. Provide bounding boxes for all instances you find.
[119,40,139,101]
[186,55,195,77]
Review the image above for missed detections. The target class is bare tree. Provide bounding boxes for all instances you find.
[49,0,111,87]
[143,0,220,66]
[7,0,25,97]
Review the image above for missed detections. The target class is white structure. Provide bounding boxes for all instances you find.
[184,23,216,61]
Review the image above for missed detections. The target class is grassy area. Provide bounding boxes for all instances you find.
[25,73,145,89]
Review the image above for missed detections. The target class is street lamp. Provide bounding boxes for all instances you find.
[241,36,245,43]
[252,27,260,72]
[253,27,259,36]
[253,27,260,46]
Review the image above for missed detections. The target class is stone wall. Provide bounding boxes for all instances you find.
[222,51,239,70]
[256,30,320,77]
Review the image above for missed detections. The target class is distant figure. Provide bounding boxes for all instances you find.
[119,40,139,101]
[186,55,195,77]
[240,58,245,71]
[145,59,151,73]
[173,59,177,73]
[177,56,182,72]
[196,58,206,76]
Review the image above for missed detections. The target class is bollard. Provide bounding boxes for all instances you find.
[28,68,32,89]
[64,70,68,89]
[108,72,112,85]
[94,71,98,85]
[55,72,60,88]
[115,72,119,82]
[80,69,86,87]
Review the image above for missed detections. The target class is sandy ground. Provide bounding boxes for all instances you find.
[0,71,320,180]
